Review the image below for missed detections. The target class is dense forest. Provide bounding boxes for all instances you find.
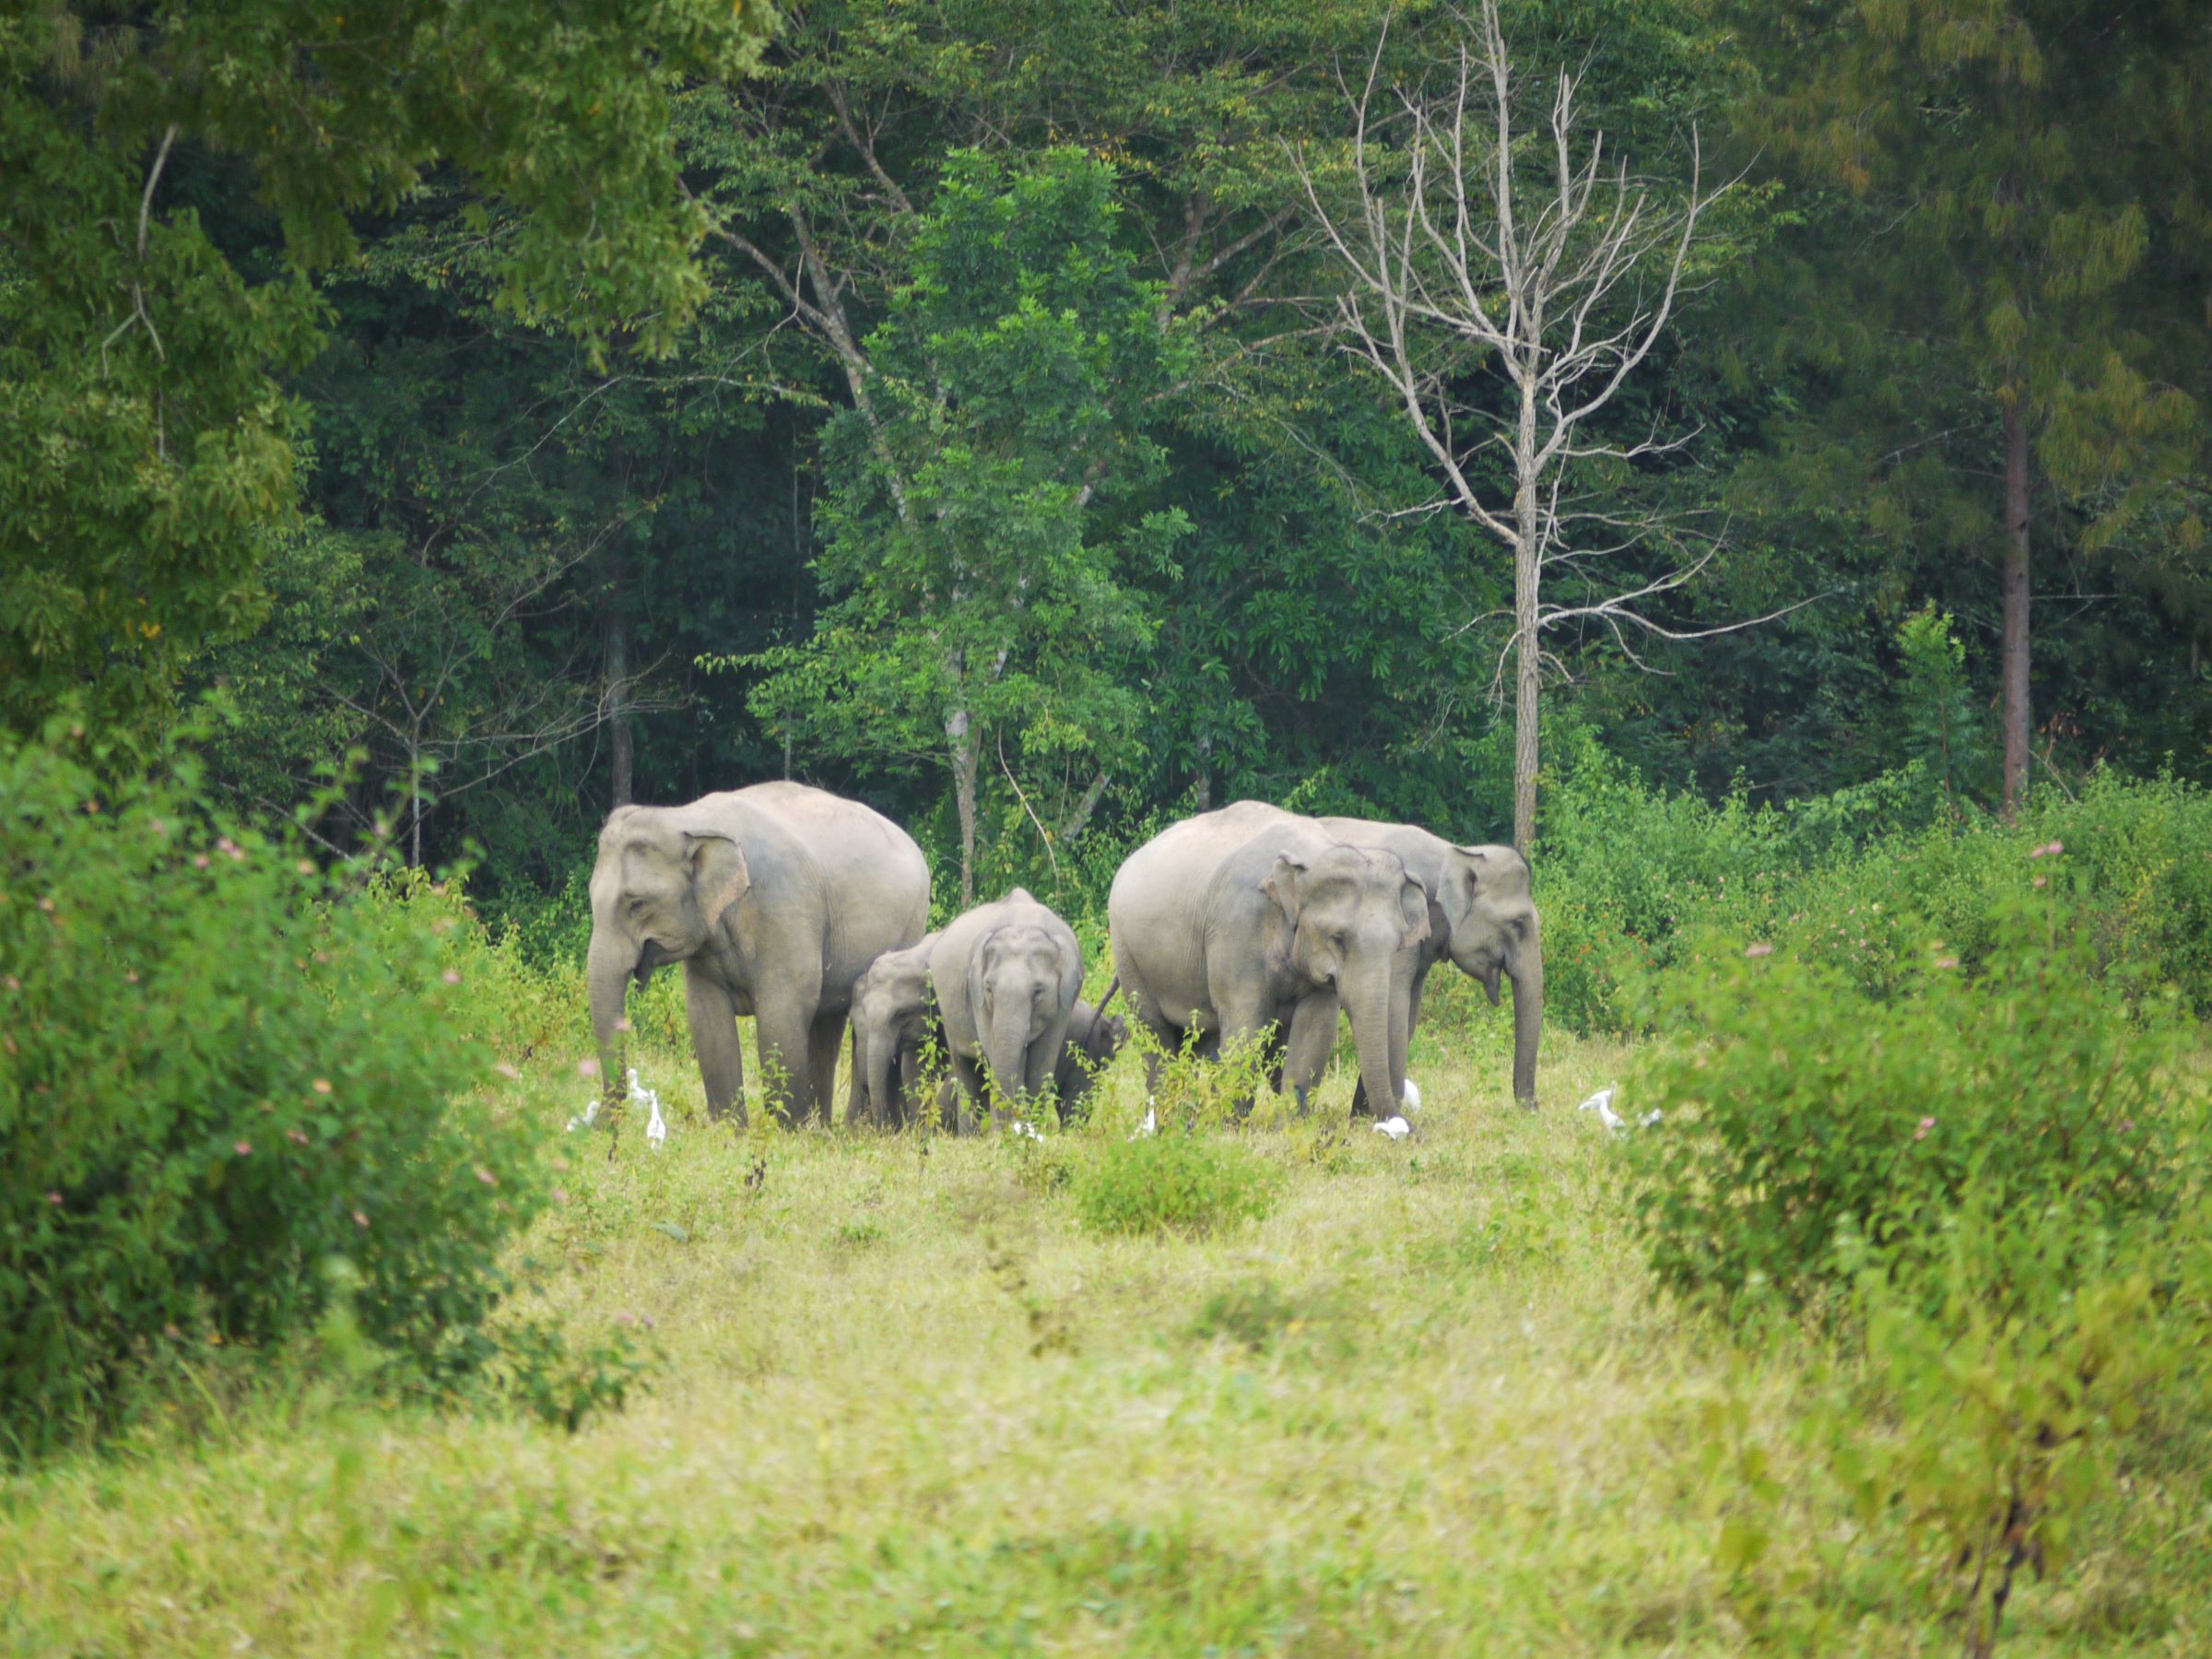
[8,0,2206,922]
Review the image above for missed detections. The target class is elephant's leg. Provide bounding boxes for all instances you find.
[843,1027,868,1129]
[806,1010,846,1128]
[752,999,815,1126]
[896,1043,923,1131]
[684,963,746,1126]
[1278,990,1341,1117]
[1210,986,1280,1121]
[1394,959,1432,1103]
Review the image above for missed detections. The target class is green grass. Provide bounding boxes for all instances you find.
[4,1007,2208,1656]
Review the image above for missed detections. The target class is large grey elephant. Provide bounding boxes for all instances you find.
[585,782,931,1127]
[928,888,1084,1127]
[1108,802,1429,1116]
[1318,818,1543,1109]
[848,935,940,1130]
[1052,987,1131,1124]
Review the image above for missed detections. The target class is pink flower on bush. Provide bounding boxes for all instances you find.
[46,1191,63,1206]
[2029,840,2065,859]
[475,1167,498,1186]
[193,854,211,869]
[1745,942,1774,959]
[234,1141,253,1156]
[286,1128,310,1146]
[1914,1117,1936,1141]
[1935,957,1959,970]
[441,969,461,984]
[352,1209,370,1229]
[578,1057,601,1078]
[312,1078,333,1095]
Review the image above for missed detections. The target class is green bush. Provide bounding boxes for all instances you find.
[1072,1135,1280,1238]
[1620,883,2206,1315]
[1529,722,2212,1034]
[0,735,549,1445]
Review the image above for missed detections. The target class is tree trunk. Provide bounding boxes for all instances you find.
[606,610,634,809]
[947,705,979,907]
[2000,395,2032,818]
[1512,379,1542,854]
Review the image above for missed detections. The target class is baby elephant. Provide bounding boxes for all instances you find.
[848,934,941,1130]
[1053,988,1130,1124]
[929,888,1083,1129]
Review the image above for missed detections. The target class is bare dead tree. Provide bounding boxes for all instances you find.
[1299,1,1793,852]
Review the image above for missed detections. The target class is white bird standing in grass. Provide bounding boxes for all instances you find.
[1576,1086,1661,1135]
[1373,1115,1412,1141]
[1577,1087,1625,1132]
[568,1068,668,1147]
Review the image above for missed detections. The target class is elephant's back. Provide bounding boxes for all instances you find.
[1315,816,1448,891]
[1110,801,1297,911]
[729,782,928,901]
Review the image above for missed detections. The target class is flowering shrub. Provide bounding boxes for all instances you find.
[0,735,548,1445]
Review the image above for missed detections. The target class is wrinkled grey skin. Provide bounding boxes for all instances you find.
[849,934,941,1130]
[928,888,1084,1129]
[1318,818,1544,1111]
[1108,802,1429,1117]
[1052,990,1131,1124]
[585,782,931,1127]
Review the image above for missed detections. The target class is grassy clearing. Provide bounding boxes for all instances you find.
[4,1008,2207,1656]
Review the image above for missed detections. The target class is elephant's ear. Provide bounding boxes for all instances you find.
[1397,873,1433,952]
[1257,852,1309,918]
[686,831,750,935]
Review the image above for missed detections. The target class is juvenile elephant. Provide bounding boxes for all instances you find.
[848,935,941,1130]
[585,782,931,1127]
[1317,818,1543,1110]
[1108,802,1429,1116]
[1052,986,1131,1124]
[928,888,1084,1127]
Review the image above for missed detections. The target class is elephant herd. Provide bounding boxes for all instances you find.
[584,782,1543,1132]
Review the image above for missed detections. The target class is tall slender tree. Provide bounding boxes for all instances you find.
[1730,0,2210,815]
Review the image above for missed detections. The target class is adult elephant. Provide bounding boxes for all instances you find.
[929,888,1083,1128]
[1317,818,1543,1110]
[849,935,940,1130]
[1109,802,1429,1116]
[585,782,931,1127]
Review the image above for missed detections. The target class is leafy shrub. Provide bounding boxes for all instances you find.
[0,735,549,1445]
[1620,883,2205,1315]
[1827,1206,2176,1658]
[1071,1135,1280,1238]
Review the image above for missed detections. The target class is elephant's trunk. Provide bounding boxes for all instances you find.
[1509,942,1544,1109]
[863,1027,897,1130]
[1345,967,1399,1126]
[983,1000,1033,1112]
[585,927,632,1106]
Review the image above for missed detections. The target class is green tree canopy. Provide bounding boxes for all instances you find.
[0,0,773,747]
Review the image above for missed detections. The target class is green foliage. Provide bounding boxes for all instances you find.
[0,732,550,1446]
[1071,1135,1280,1239]
[1,0,772,749]
[1891,604,1994,817]
[744,147,1196,894]
[1620,887,2204,1315]
[1822,1209,2177,1657]
[485,1316,655,1436]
